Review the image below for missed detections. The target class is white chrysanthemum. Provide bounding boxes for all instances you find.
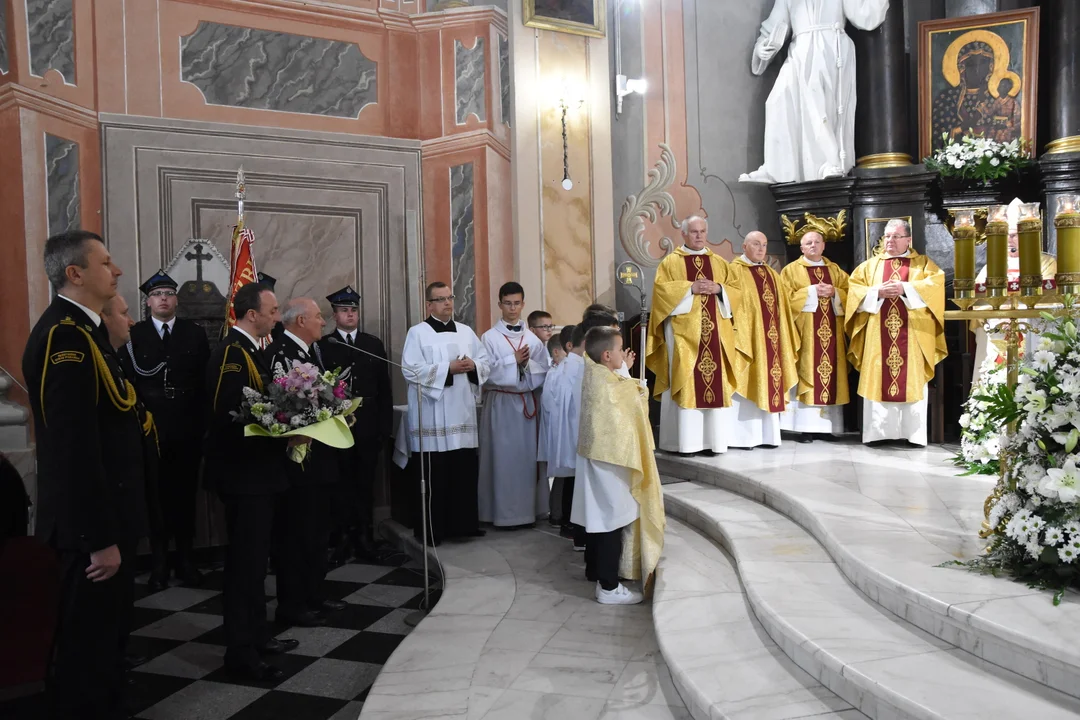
[1065,521,1080,536]
[1025,540,1043,559]
[1045,526,1066,546]
[1003,494,1022,512]
[1032,350,1058,372]
[1059,546,1078,564]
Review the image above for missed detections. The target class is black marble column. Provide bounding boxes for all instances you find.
[1041,0,1080,154]
[851,2,911,169]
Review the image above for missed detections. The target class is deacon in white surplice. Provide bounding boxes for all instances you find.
[401,282,491,545]
[478,282,551,527]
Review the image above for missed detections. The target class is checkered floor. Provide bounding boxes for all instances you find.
[4,551,440,720]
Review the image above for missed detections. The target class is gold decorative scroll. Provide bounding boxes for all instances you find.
[782,211,848,246]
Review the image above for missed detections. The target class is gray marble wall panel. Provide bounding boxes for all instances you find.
[27,0,74,82]
[498,35,510,127]
[455,38,486,124]
[45,134,80,236]
[99,115,422,393]
[180,22,378,118]
[0,1,9,75]
[450,162,476,327]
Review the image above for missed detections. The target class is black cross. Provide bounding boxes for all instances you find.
[185,243,213,282]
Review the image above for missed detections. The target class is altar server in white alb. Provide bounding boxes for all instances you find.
[478,282,551,527]
[401,282,491,545]
[540,324,586,547]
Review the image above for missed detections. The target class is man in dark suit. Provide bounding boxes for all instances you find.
[126,270,210,590]
[259,272,286,343]
[22,230,142,719]
[266,298,345,627]
[203,282,298,681]
[313,286,393,563]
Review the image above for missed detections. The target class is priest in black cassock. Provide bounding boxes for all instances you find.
[265,298,345,627]
[126,270,210,590]
[313,286,393,563]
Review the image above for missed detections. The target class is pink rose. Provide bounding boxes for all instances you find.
[333,384,346,399]
[275,412,289,423]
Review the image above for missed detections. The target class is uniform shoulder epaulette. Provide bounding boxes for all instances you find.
[59,316,76,326]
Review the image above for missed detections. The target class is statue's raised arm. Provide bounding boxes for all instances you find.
[740,0,889,185]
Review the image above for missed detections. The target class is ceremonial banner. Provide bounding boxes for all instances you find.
[225,225,258,329]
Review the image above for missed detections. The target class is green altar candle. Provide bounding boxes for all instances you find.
[1056,194,1080,295]
[951,209,976,297]
[1017,202,1042,296]
[985,204,1009,297]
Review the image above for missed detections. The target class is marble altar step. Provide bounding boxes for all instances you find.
[655,450,1080,701]
[654,516,865,720]
[660,482,1080,720]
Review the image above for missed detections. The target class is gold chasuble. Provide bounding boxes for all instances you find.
[779,258,850,407]
[728,258,799,413]
[646,248,741,409]
[845,251,946,403]
[577,357,665,596]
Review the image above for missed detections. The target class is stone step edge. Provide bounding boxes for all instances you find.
[665,489,1080,720]
[653,517,859,720]
[655,454,1080,702]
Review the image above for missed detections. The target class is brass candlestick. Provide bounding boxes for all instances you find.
[1056,196,1080,297]
[985,207,1010,300]
[1017,203,1042,298]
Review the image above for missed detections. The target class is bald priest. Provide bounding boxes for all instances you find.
[845,219,945,446]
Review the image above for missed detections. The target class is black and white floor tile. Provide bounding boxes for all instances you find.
[4,552,440,720]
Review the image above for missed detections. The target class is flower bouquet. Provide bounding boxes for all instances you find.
[235,360,361,463]
[953,353,1006,476]
[923,134,1031,185]
[951,314,1080,604]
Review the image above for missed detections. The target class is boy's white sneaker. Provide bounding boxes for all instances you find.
[595,582,643,605]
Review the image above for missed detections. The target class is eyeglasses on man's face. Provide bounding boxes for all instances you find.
[883,233,910,240]
[149,290,177,299]
[531,324,555,331]
[427,295,455,303]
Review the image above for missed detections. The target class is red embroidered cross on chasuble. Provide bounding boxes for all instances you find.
[684,254,725,408]
[880,258,911,401]
[808,265,839,405]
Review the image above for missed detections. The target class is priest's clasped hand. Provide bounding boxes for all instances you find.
[879,280,905,299]
[815,282,836,298]
[691,279,720,295]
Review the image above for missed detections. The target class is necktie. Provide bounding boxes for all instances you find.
[347,333,355,346]
[506,325,521,332]
[162,324,171,349]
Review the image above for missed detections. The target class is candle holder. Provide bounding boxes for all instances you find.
[1056,194,1080,297]
[951,208,978,310]
[1017,202,1043,297]
[985,205,1010,299]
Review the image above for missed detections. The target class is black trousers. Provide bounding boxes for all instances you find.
[154,443,200,557]
[584,527,624,591]
[416,448,479,545]
[332,441,380,541]
[274,483,332,616]
[46,543,134,720]
[221,492,277,669]
[559,476,587,547]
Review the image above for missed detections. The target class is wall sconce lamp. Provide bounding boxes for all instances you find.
[615,74,647,115]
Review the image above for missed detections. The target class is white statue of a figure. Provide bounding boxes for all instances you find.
[739,0,889,185]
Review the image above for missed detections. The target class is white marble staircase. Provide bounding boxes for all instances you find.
[657,480,1080,720]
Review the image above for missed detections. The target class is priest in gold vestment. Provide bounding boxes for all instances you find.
[779,231,849,439]
[845,219,946,446]
[727,231,799,449]
[646,216,741,454]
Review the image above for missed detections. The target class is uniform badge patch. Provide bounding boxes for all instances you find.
[223,363,243,373]
[50,350,85,364]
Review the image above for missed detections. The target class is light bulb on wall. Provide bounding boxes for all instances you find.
[615,74,647,115]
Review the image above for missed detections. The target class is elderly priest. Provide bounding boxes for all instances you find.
[727,231,799,449]
[845,219,946,446]
[779,231,849,440]
[646,216,741,455]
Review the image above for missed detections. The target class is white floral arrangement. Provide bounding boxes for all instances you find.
[954,353,1006,476]
[953,315,1080,604]
[924,134,1031,185]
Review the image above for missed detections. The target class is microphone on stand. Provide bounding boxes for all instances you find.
[325,336,435,625]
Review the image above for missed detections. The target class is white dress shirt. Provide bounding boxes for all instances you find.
[152,316,176,339]
[58,294,101,327]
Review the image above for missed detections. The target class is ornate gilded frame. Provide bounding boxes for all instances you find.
[864,216,913,260]
[917,8,1039,161]
[523,0,606,39]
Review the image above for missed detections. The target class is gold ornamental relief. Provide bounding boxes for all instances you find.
[781,210,848,245]
[700,310,715,345]
[698,350,718,404]
[816,353,834,392]
[886,344,904,379]
[816,318,833,351]
[884,305,903,340]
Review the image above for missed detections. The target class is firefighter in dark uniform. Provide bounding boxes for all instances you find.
[265,298,346,628]
[125,270,210,590]
[259,272,286,343]
[314,286,393,564]
[22,230,143,719]
[203,282,298,681]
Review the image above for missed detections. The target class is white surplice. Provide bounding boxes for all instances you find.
[540,352,585,478]
[856,252,929,446]
[401,318,490,453]
[478,319,551,526]
[570,456,638,534]
[740,0,888,184]
[780,264,845,434]
[658,245,736,454]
